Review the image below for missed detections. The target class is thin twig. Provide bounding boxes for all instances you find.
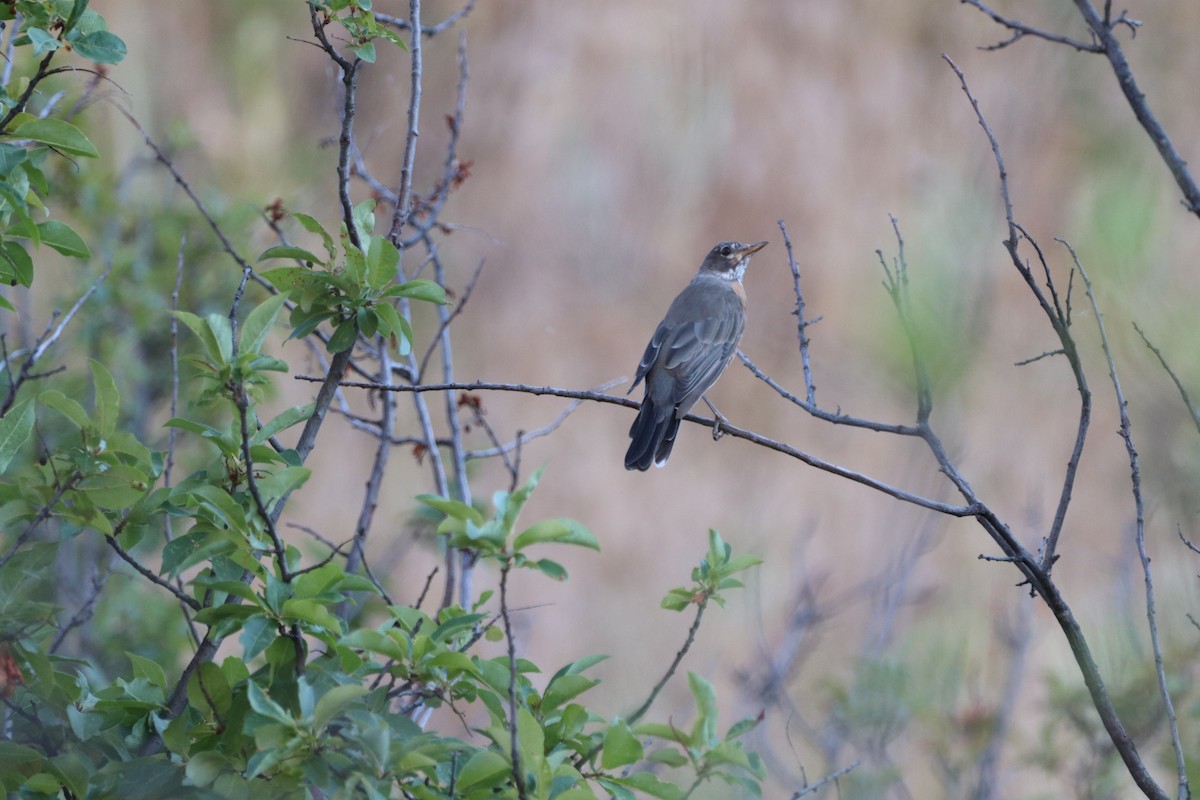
[1133,322,1200,435]
[1069,241,1187,799]
[960,0,1102,52]
[1,265,111,416]
[374,0,477,37]
[778,219,817,404]
[499,553,527,799]
[942,54,1090,574]
[105,528,201,611]
[115,108,270,290]
[790,760,860,798]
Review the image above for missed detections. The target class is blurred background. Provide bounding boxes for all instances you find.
[43,0,1200,796]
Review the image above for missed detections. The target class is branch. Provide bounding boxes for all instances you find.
[115,108,270,290]
[1134,322,1200,435]
[1,263,110,416]
[1069,242,1188,799]
[942,54,1091,573]
[375,0,477,38]
[294,375,982,516]
[499,554,528,799]
[777,219,817,404]
[790,761,860,798]
[388,0,425,242]
[960,0,1102,52]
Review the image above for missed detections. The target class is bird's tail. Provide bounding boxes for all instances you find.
[625,397,680,471]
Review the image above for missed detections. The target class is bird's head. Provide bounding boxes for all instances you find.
[700,240,768,282]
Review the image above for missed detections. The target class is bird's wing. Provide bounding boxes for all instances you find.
[660,281,745,413]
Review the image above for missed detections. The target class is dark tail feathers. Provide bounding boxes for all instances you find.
[625,398,681,471]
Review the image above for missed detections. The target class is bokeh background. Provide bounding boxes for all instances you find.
[56,1,1200,796]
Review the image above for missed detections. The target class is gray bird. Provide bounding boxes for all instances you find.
[625,240,767,470]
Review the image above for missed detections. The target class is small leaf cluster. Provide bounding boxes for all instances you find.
[0,1,125,304]
[614,673,766,799]
[312,0,408,63]
[418,466,600,581]
[661,529,763,612]
[259,202,447,355]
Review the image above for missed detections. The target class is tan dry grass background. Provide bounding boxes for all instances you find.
[99,1,1200,795]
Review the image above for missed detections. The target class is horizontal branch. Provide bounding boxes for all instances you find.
[296,376,981,517]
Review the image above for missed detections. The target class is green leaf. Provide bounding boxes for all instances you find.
[721,553,764,577]
[326,319,357,353]
[351,40,376,63]
[0,241,32,288]
[39,389,91,429]
[497,465,543,537]
[541,673,598,712]
[351,199,375,246]
[372,301,413,354]
[25,28,59,56]
[205,312,234,363]
[36,219,89,258]
[340,628,407,662]
[513,518,600,552]
[456,750,510,793]
[619,773,685,800]
[281,598,341,632]
[383,278,448,305]
[253,403,314,445]
[188,661,232,718]
[601,718,644,769]
[416,494,485,525]
[257,244,323,265]
[0,397,34,472]
[6,118,98,158]
[185,751,232,789]
[240,293,287,354]
[647,748,689,768]
[292,212,335,263]
[688,672,719,747]
[660,588,694,612]
[366,235,399,289]
[532,558,567,581]
[161,526,237,576]
[246,680,293,725]
[88,359,119,436]
[725,712,764,741]
[429,613,485,643]
[312,684,368,732]
[173,310,225,364]
[69,29,127,64]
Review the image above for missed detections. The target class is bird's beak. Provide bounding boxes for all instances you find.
[738,241,768,257]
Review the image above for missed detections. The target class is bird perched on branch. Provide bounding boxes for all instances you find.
[625,240,767,471]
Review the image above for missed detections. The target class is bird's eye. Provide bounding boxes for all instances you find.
[720,245,733,257]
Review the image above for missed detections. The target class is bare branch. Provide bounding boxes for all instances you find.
[960,0,1102,52]
[777,219,818,404]
[1068,240,1188,799]
[942,54,1091,574]
[737,352,921,436]
[1,263,110,417]
[296,375,982,516]
[375,0,477,38]
[1134,322,1200,435]
[389,0,425,242]
[790,760,860,798]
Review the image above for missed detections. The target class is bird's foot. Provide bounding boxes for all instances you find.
[702,396,729,440]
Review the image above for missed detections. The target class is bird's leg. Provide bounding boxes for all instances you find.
[702,395,729,440]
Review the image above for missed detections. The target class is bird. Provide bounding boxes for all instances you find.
[624,240,767,471]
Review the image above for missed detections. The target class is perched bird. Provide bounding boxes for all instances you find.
[625,240,767,471]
